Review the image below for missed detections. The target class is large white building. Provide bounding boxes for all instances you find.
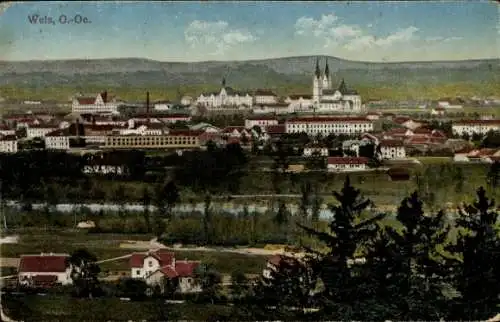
[196,79,253,109]
[72,91,119,114]
[312,59,363,113]
[452,120,500,136]
[26,125,58,139]
[253,89,278,105]
[0,136,18,153]
[285,117,373,136]
[379,139,406,159]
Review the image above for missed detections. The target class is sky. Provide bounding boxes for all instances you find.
[0,1,498,62]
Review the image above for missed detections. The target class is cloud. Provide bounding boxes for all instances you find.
[295,13,418,51]
[425,36,463,43]
[184,20,257,55]
[295,14,339,37]
[344,26,420,51]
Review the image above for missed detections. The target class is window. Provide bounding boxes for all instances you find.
[148,260,153,267]
[136,270,140,276]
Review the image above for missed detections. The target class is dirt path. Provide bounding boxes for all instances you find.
[119,238,305,257]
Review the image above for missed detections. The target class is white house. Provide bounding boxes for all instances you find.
[45,129,71,150]
[153,101,174,111]
[303,143,329,157]
[252,103,292,115]
[285,95,313,111]
[181,96,193,106]
[0,136,18,153]
[26,125,58,139]
[452,120,500,136]
[0,124,16,136]
[129,250,202,294]
[379,139,406,159]
[285,117,373,136]
[196,79,253,109]
[327,157,369,172]
[438,101,463,109]
[72,91,119,114]
[18,253,72,287]
[245,116,279,129]
[253,89,278,105]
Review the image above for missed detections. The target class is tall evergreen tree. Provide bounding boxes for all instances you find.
[446,187,500,320]
[365,191,451,320]
[298,176,386,320]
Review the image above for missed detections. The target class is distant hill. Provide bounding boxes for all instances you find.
[0,56,499,88]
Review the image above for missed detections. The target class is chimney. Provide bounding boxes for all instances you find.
[75,118,80,137]
[146,91,150,124]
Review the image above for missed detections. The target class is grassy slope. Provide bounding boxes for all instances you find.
[0,229,269,274]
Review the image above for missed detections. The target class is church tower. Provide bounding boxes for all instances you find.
[312,58,322,104]
[322,59,332,89]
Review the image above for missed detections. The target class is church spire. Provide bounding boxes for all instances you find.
[315,58,321,78]
[338,78,347,93]
[324,59,330,78]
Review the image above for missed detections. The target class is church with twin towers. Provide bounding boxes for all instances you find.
[312,58,363,113]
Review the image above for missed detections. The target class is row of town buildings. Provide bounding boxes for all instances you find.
[2,111,499,172]
[69,59,364,115]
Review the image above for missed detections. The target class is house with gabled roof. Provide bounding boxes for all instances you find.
[196,78,253,109]
[18,253,72,287]
[129,249,202,294]
[72,91,119,114]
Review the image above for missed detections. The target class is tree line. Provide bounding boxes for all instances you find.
[230,177,500,321]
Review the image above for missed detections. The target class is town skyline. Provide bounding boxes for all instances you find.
[0,1,498,62]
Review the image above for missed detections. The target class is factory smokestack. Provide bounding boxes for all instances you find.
[146,91,150,124]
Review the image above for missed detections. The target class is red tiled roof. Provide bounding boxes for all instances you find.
[327,157,370,165]
[160,265,179,278]
[76,97,96,105]
[28,124,58,129]
[246,116,278,121]
[133,113,191,119]
[454,119,500,126]
[393,117,412,124]
[19,255,69,273]
[129,250,175,268]
[406,137,432,144]
[175,261,201,277]
[168,129,204,137]
[265,124,286,134]
[431,130,447,138]
[222,126,246,133]
[286,117,370,123]
[488,156,500,162]
[254,89,277,96]
[288,94,312,100]
[380,139,404,147]
[268,255,297,267]
[413,128,433,134]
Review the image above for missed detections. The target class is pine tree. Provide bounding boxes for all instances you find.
[246,255,316,320]
[446,187,500,320]
[365,191,451,320]
[298,176,386,320]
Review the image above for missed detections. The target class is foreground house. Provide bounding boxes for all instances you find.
[18,253,72,287]
[129,250,202,293]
